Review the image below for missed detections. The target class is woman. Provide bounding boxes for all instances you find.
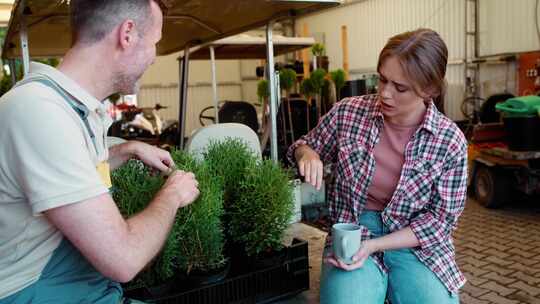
[287,28,467,303]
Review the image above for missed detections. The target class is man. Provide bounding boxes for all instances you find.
[0,1,200,303]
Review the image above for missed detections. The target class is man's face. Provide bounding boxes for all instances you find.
[116,1,163,95]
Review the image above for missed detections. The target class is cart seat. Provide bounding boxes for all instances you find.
[185,123,262,160]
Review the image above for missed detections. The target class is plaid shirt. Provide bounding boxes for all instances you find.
[287,95,468,293]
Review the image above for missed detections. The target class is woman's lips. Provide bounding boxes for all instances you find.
[380,100,395,109]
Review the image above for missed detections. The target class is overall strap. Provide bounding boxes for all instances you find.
[15,75,99,155]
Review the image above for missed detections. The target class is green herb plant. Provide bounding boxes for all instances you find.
[229,159,294,256]
[111,151,226,287]
[203,138,257,209]
[171,149,226,274]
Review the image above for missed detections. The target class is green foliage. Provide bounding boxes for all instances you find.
[310,68,327,93]
[111,160,165,218]
[203,138,293,256]
[330,69,346,95]
[171,149,226,274]
[111,160,167,284]
[311,43,326,57]
[111,151,225,286]
[229,160,294,256]
[257,79,270,102]
[300,78,315,99]
[203,138,257,209]
[279,68,297,93]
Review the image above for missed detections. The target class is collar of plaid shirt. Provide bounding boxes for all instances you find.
[288,95,468,294]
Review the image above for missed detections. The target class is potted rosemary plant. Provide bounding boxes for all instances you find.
[111,150,226,293]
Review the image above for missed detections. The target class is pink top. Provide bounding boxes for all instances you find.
[365,119,419,211]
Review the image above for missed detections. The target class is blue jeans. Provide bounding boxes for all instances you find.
[320,211,459,304]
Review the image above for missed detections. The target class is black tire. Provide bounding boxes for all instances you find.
[474,165,510,208]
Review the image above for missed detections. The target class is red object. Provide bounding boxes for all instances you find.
[518,51,540,96]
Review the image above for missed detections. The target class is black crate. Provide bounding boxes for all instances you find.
[125,239,309,304]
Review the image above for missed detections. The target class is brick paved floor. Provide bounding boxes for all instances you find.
[455,198,540,304]
[282,197,540,304]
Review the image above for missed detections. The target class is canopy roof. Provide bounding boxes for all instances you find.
[183,34,315,60]
[2,0,339,59]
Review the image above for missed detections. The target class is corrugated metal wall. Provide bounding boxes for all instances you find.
[297,0,465,70]
[295,0,467,120]
[478,0,540,57]
[138,0,532,125]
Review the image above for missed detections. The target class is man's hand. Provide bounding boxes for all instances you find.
[132,142,175,173]
[157,170,200,209]
[295,145,324,190]
[108,140,174,172]
[324,239,379,271]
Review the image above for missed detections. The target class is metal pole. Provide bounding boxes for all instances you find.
[19,12,29,76]
[210,46,219,123]
[178,45,190,149]
[8,59,17,86]
[266,20,278,162]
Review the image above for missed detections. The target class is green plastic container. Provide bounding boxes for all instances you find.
[495,95,540,151]
[495,95,540,117]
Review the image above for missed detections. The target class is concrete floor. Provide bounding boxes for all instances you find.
[277,197,540,304]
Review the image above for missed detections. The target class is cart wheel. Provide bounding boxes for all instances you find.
[474,165,509,208]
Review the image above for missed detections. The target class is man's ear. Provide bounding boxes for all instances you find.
[118,19,137,49]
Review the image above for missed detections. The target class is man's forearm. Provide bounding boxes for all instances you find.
[121,193,179,276]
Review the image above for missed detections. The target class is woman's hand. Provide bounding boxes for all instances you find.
[295,145,324,190]
[324,239,380,271]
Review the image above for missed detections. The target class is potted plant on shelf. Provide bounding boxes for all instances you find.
[310,68,327,121]
[300,77,316,132]
[330,69,346,101]
[279,68,297,144]
[311,43,329,72]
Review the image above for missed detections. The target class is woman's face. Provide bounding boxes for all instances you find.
[377,56,429,124]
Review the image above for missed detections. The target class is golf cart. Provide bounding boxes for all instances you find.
[178,33,316,157]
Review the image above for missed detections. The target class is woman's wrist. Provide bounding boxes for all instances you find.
[365,238,383,253]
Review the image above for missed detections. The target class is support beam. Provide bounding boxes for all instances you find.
[210,46,219,123]
[266,20,278,162]
[178,45,190,149]
[19,12,29,75]
[8,59,17,86]
[341,25,349,80]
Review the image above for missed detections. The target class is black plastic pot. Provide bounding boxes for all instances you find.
[316,56,329,72]
[124,238,309,304]
[503,116,540,151]
[176,260,231,286]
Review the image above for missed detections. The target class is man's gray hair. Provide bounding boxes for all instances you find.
[70,0,156,45]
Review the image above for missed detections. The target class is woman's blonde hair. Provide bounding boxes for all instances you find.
[377,28,448,114]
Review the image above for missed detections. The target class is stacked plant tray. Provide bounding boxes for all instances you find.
[125,238,309,304]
